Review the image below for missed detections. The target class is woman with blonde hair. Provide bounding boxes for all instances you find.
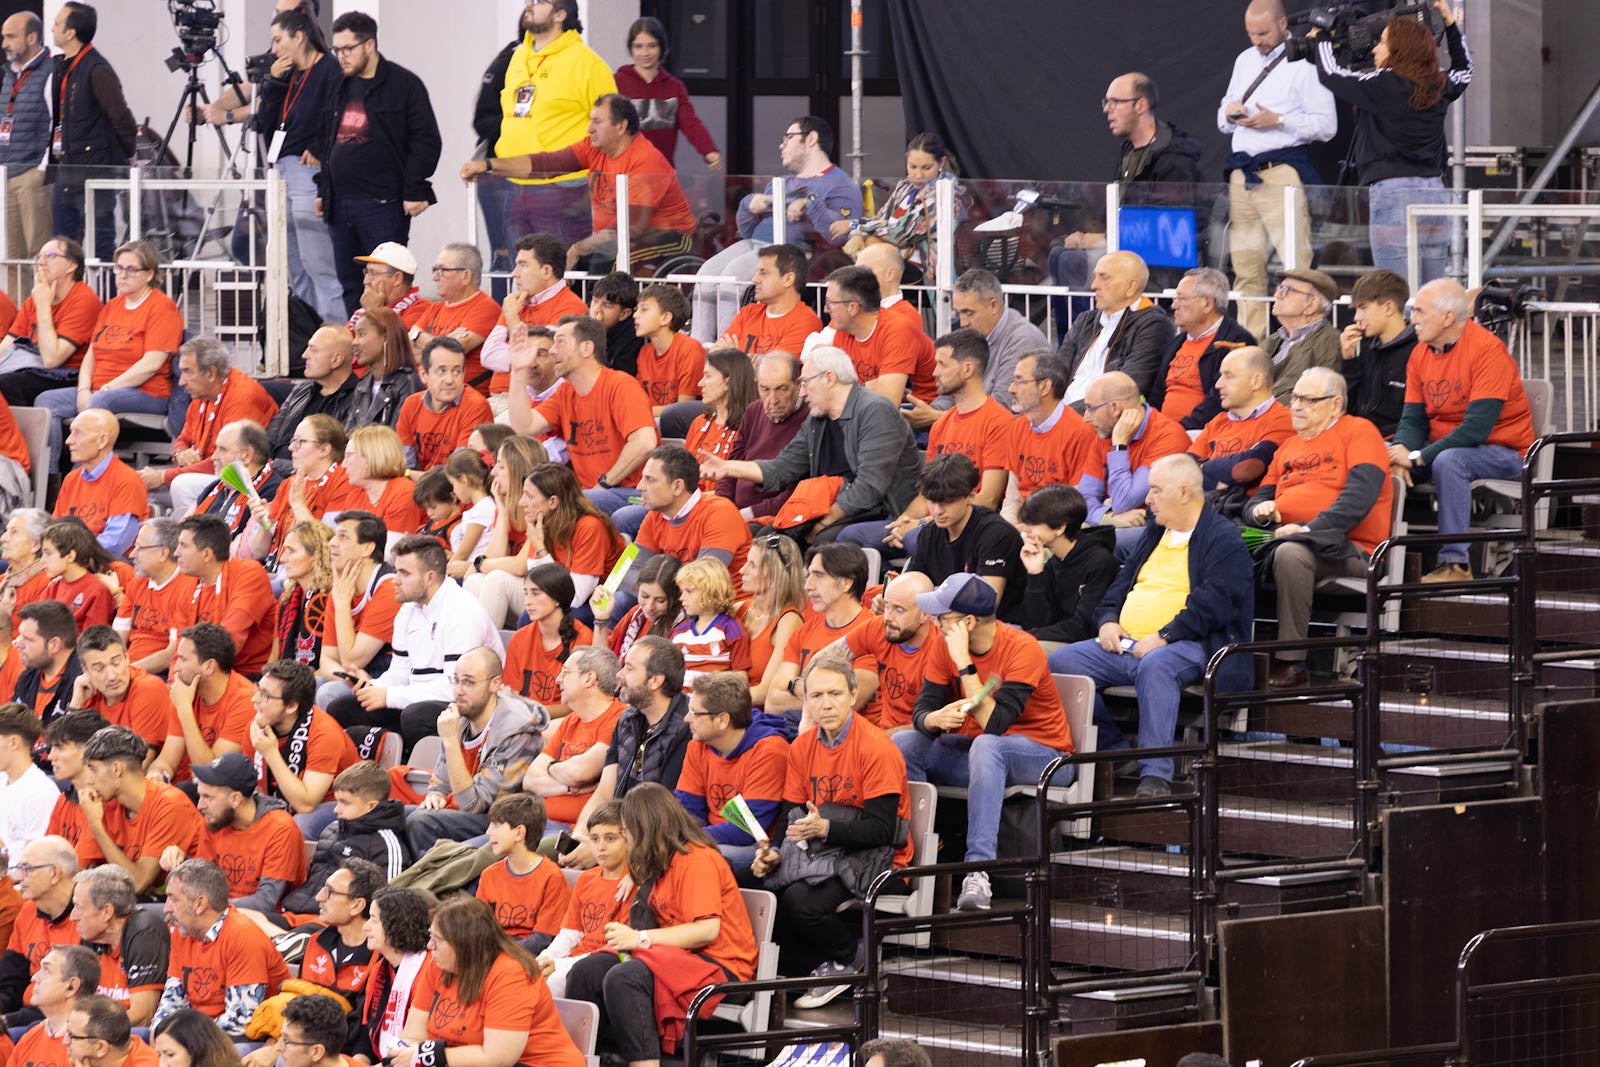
[670,557,750,690]
[345,424,425,532]
[461,436,541,628]
[272,519,332,666]
[737,534,806,707]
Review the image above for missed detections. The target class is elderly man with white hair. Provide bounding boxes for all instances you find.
[1261,267,1341,406]
[699,345,923,543]
[1388,279,1536,583]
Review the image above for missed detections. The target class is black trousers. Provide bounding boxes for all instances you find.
[773,876,859,976]
[326,694,445,755]
[566,954,660,1062]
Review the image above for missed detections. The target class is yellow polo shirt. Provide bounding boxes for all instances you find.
[1119,530,1192,640]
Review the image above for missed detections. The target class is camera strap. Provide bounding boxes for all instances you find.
[1239,52,1287,106]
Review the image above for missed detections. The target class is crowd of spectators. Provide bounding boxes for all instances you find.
[0,0,1517,1063]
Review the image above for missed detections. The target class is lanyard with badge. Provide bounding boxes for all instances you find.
[267,64,312,165]
[512,52,549,118]
[0,57,41,146]
[51,44,93,156]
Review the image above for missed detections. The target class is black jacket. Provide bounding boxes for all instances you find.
[270,375,360,471]
[314,56,442,206]
[1012,525,1119,644]
[1117,120,1204,187]
[52,46,136,169]
[1342,326,1414,438]
[473,40,521,149]
[283,798,411,915]
[608,694,692,800]
[1057,300,1175,400]
[347,369,423,433]
[1148,315,1258,429]
[16,656,82,747]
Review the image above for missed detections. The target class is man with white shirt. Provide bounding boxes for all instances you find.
[324,535,504,753]
[1219,0,1338,341]
[0,705,55,859]
[1056,252,1172,404]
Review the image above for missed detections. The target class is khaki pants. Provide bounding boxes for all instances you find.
[1271,541,1368,659]
[1228,165,1312,342]
[6,167,50,299]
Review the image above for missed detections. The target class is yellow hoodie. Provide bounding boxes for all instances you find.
[495,29,618,186]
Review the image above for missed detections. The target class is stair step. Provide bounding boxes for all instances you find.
[883,956,1025,1024]
[1061,981,1202,1035]
[1218,795,1356,859]
[785,1001,1024,1063]
[1379,693,1515,749]
[1214,741,1356,802]
[1047,902,1193,972]
[1384,758,1520,806]
[1052,845,1362,918]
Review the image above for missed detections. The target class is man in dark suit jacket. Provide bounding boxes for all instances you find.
[1057,251,1173,404]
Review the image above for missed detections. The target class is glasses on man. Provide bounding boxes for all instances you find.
[1289,393,1336,406]
[330,38,371,57]
[1102,96,1138,110]
[7,863,50,878]
[252,687,285,705]
[431,265,469,275]
[1274,284,1318,300]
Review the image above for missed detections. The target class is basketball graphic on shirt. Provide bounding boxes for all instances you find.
[580,900,610,934]
[707,782,737,812]
[217,851,255,892]
[1423,376,1458,411]
[572,418,608,451]
[809,773,847,804]
[184,964,222,1005]
[493,900,533,934]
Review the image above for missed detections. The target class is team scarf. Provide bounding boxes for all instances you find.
[275,586,328,667]
[256,704,315,793]
[364,951,427,1059]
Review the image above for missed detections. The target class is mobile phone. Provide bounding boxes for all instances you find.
[335,670,361,685]
[1119,637,1137,652]
[1228,110,1248,121]
[556,830,578,856]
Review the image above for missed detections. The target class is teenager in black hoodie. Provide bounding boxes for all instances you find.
[1010,485,1119,644]
[281,761,410,919]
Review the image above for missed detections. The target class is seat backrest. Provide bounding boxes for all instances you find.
[11,406,48,509]
[1053,674,1095,755]
[408,736,443,770]
[905,780,937,863]
[376,732,402,771]
[562,865,582,890]
[303,840,316,866]
[1389,473,1407,537]
[739,887,777,943]
[553,997,599,1056]
[1523,378,1555,435]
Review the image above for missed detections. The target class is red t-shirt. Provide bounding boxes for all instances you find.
[418,291,503,385]
[88,290,185,397]
[683,414,737,493]
[928,396,1015,473]
[475,857,571,939]
[534,369,656,489]
[636,492,752,589]
[8,281,102,368]
[785,716,913,866]
[676,733,788,837]
[1081,406,1195,482]
[540,699,625,825]
[320,569,400,652]
[648,844,758,979]
[564,867,634,955]
[191,560,278,676]
[12,1019,68,1067]
[1262,415,1396,555]
[116,570,199,663]
[637,332,706,408]
[166,369,281,483]
[395,388,495,472]
[1009,407,1099,501]
[413,954,583,1067]
[1405,320,1536,454]
[503,620,593,705]
[48,790,86,849]
[817,313,937,402]
[844,621,947,731]
[84,667,174,750]
[76,779,206,866]
[922,622,1074,751]
[357,476,427,534]
[721,301,822,357]
[570,135,697,235]
[5,901,78,1005]
[165,908,289,1019]
[55,455,149,535]
[670,612,752,689]
[264,465,363,558]
[43,571,114,630]
[197,806,308,898]
[165,671,258,783]
[1158,335,1212,423]
[781,606,882,724]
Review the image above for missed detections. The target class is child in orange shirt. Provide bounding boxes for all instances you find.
[412,468,462,551]
[633,284,705,414]
[477,794,570,951]
[534,801,633,997]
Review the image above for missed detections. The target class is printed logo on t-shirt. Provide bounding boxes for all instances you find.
[182,964,222,1005]
[707,782,737,812]
[571,418,610,452]
[1422,376,1465,412]
[580,899,610,933]
[429,992,471,1038]
[216,850,259,893]
[881,666,915,706]
[492,899,533,933]
[336,100,369,145]
[810,773,850,805]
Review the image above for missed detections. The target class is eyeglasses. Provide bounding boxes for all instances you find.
[1274,284,1319,300]
[252,688,285,705]
[431,265,469,275]
[1083,400,1115,414]
[8,863,50,877]
[131,542,163,553]
[35,250,66,264]
[317,884,356,898]
[278,1038,319,1048]
[361,266,396,279]
[1289,393,1337,406]
[798,372,827,385]
[1102,96,1138,109]
[330,38,371,57]
[112,265,150,276]
[823,298,855,308]
[1010,376,1043,386]
[67,1034,95,1043]
[780,131,804,143]
[288,436,320,447]
[687,708,722,718]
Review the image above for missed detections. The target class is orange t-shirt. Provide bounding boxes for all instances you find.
[741,607,799,682]
[676,733,788,837]
[8,568,50,630]
[1189,402,1296,472]
[927,396,1015,473]
[12,1019,68,1067]
[475,857,571,939]
[533,368,657,489]
[636,492,752,588]
[648,843,758,979]
[638,332,706,408]
[418,291,503,385]
[819,312,936,402]
[844,621,947,731]
[1262,415,1395,555]
[490,284,590,395]
[721,301,822,357]
[780,605,881,724]
[503,620,593,705]
[165,908,289,1019]
[5,901,78,1005]
[539,698,625,825]
[1081,406,1195,482]
[571,134,697,235]
[54,455,149,535]
[197,806,308,899]
[1009,406,1099,501]
[85,667,174,750]
[8,281,103,367]
[564,867,634,955]
[165,671,258,782]
[0,401,27,472]
[116,570,199,663]
[356,476,426,533]
[1404,321,1536,454]
[191,559,278,676]
[683,414,737,493]
[88,290,185,397]
[169,370,280,476]
[395,387,494,472]
[785,715,913,867]
[47,790,86,849]
[549,514,625,580]
[43,571,114,630]
[922,621,1074,751]
[254,707,360,801]
[320,569,400,652]
[76,779,206,866]
[414,954,583,1067]
[1158,335,1212,423]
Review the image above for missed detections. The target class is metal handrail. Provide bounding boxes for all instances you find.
[682,973,862,1063]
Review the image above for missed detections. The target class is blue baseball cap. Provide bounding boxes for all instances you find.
[914,572,997,618]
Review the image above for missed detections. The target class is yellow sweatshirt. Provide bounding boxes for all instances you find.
[494,29,618,186]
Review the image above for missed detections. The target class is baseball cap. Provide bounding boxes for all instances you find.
[191,751,258,795]
[1279,268,1338,304]
[355,241,418,276]
[915,572,998,618]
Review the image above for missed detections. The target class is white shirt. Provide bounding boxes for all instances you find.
[375,579,505,707]
[1217,42,1338,154]
[1064,307,1128,405]
[0,762,59,858]
[453,497,498,555]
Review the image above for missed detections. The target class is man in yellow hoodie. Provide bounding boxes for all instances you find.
[493,0,616,247]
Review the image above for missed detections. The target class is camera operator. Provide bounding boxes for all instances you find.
[1311,0,1470,285]
[251,7,342,322]
[189,0,319,130]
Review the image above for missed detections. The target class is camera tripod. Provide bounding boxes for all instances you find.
[158,43,246,177]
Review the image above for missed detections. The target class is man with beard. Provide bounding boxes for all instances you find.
[12,600,82,730]
[246,660,359,835]
[835,571,945,734]
[0,13,53,270]
[673,672,788,869]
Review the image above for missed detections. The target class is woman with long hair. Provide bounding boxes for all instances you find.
[611,17,721,169]
[2,508,55,629]
[684,349,753,485]
[40,518,117,629]
[503,563,591,714]
[271,520,332,666]
[348,307,422,430]
[443,448,496,579]
[591,553,681,662]
[244,413,359,564]
[523,463,624,607]
[394,896,583,1067]
[737,535,806,707]
[1314,0,1469,282]
[357,887,432,1064]
[461,436,544,628]
[832,132,965,277]
[345,425,426,533]
[565,783,757,1067]
[152,1008,245,1067]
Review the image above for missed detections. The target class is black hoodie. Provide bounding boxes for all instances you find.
[1342,326,1415,438]
[283,798,411,916]
[1011,525,1119,644]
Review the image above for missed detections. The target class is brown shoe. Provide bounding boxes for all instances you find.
[1267,660,1309,689]
[1421,563,1472,584]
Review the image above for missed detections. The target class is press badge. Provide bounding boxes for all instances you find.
[0,120,12,145]
[51,125,61,154]
[513,84,536,117]
[267,128,287,164]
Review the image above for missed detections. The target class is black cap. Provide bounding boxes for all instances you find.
[190,751,257,795]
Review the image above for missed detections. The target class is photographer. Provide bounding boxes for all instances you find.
[189,0,319,129]
[253,7,343,323]
[1311,0,1470,284]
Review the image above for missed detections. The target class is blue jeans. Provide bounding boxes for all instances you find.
[1048,638,1207,782]
[895,730,1070,861]
[277,156,345,323]
[1423,444,1523,564]
[612,503,648,537]
[37,386,168,468]
[294,801,338,839]
[584,485,639,516]
[53,167,119,261]
[404,806,489,857]
[718,841,759,871]
[838,519,921,560]
[327,196,409,316]
[1368,176,1451,286]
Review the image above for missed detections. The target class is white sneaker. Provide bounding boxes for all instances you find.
[956,870,992,911]
[793,958,856,1009]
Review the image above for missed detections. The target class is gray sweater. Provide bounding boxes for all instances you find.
[932,306,1046,412]
[755,385,923,519]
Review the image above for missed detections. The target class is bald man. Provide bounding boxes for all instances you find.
[1219,0,1337,341]
[1077,371,1192,528]
[267,326,359,474]
[0,12,52,270]
[831,570,944,734]
[55,410,149,556]
[1389,280,1536,582]
[1057,251,1173,404]
[1187,346,1294,497]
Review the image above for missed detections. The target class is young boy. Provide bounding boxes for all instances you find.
[41,709,111,851]
[633,284,706,415]
[277,762,411,921]
[589,272,644,378]
[477,794,570,953]
[536,802,635,997]
[412,469,462,552]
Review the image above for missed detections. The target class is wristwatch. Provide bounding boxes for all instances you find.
[1111,444,1128,452]
[1408,449,1423,465]
[596,474,612,490]
[637,931,653,951]
[958,664,978,677]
